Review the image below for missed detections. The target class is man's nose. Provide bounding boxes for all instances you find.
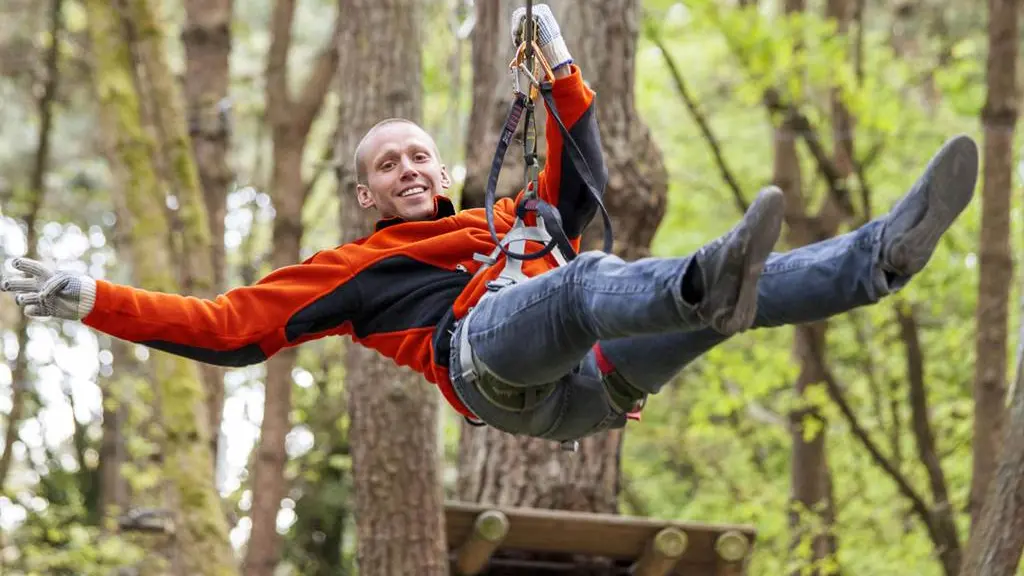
[400,157,419,178]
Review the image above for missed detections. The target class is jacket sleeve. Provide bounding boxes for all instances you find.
[535,65,608,239]
[82,248,358,367]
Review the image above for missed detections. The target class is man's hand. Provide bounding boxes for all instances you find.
[0,257,96,320]
[510,3,573,73]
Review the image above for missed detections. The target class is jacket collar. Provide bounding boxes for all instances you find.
[373,195,457,232]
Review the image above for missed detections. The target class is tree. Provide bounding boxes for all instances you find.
[86,0,236,573]
[334,0,448,573]
[0,0,63,491]
[958,0,1021,572]
[969,0,1017,528]
[243,1,340,574]
[456,0,667,568]
[181,0,233,475]
[769,1,842,572]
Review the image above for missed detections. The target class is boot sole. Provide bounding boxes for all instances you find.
[714,187,785,334]
[890,135,978,274]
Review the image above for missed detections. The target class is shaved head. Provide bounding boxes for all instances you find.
[352,118,452,222]
[354,118,440,183]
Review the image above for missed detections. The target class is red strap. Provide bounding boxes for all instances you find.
[593,343,615,374]
[593,344,643,422]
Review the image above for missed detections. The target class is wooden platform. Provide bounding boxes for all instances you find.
[445,500,756,575]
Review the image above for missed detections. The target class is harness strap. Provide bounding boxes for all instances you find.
[482,87,614,265]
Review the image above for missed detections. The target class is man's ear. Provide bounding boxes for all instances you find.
[356,184,376,209]
[439,165,452,190]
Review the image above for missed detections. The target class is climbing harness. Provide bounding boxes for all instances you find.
[453,2,645,452]
[476,0,614,288]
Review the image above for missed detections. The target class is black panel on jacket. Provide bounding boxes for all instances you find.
[140,340,268,367]
[285,255,469,342]
[350,256,469,338]
[557,103,608,238]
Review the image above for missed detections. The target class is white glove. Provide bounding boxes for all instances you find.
[0,257,96,320]
[510,3,573,71]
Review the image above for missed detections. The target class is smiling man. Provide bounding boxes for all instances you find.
[1,4,978,445]
[353,119,451,223]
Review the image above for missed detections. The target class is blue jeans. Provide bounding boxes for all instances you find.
[448,219,898,442]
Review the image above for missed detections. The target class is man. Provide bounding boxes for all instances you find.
[1,6,978,444]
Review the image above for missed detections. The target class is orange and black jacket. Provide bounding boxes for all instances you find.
[83,66,606,418]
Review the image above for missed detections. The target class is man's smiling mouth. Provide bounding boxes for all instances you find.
[398,186,427,198]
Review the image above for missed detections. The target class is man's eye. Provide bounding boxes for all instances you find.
[415,153,429,161]
[380,162,394,170]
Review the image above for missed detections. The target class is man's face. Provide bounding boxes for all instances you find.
[356,122,451,222]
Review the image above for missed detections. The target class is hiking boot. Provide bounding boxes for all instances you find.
[692,186,785,335]
[881,134,978,277]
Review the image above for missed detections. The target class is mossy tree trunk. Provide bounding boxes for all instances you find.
[181,0,234,476]
[86,0,237,574]
[334,0,448,573]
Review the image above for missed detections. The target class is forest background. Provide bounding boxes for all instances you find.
[1,0,1022,575]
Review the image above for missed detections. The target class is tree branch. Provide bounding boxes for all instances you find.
[801,328,938,542]
[294,9,342,136]
[647,24,748,213]
[302,139,338,202]
[266,0,297,125]
[763,88,855,218]
[896,306,963,574]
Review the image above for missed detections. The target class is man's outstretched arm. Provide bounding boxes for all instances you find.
[511,4,608,239]
[1,250,359,367]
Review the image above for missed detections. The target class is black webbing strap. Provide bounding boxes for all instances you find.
[483,81,614,263]
[539,80,614,254]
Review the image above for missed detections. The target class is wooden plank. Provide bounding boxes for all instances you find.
[444,501,755,565]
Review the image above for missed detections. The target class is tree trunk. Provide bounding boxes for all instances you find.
[0,0,62,492]
[457,0,667,572]
[243,2,339,574]
[961,327,1024,574]
[181,0,233,478]
[970,0,1018,528]
[463,0,529,205]
[98,338,134,525]
[773,2,839,573]
[334,1,448,574]
[86,1,237,573]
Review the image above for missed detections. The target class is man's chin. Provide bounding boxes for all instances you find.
[398,203,434,222]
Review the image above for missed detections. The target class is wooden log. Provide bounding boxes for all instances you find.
[631,526,688,576]
[714,530,751,576]
[454,509,510,575]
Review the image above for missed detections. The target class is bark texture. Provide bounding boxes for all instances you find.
[961,332,1024,575]
[970,0,1018,529]
[86,0,237,573]
[457,1,667,572]
[334,1,448,574]
[181,0,233,475]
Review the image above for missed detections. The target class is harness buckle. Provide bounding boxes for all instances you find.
[473,252,497,266]
[486,277,516,292]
